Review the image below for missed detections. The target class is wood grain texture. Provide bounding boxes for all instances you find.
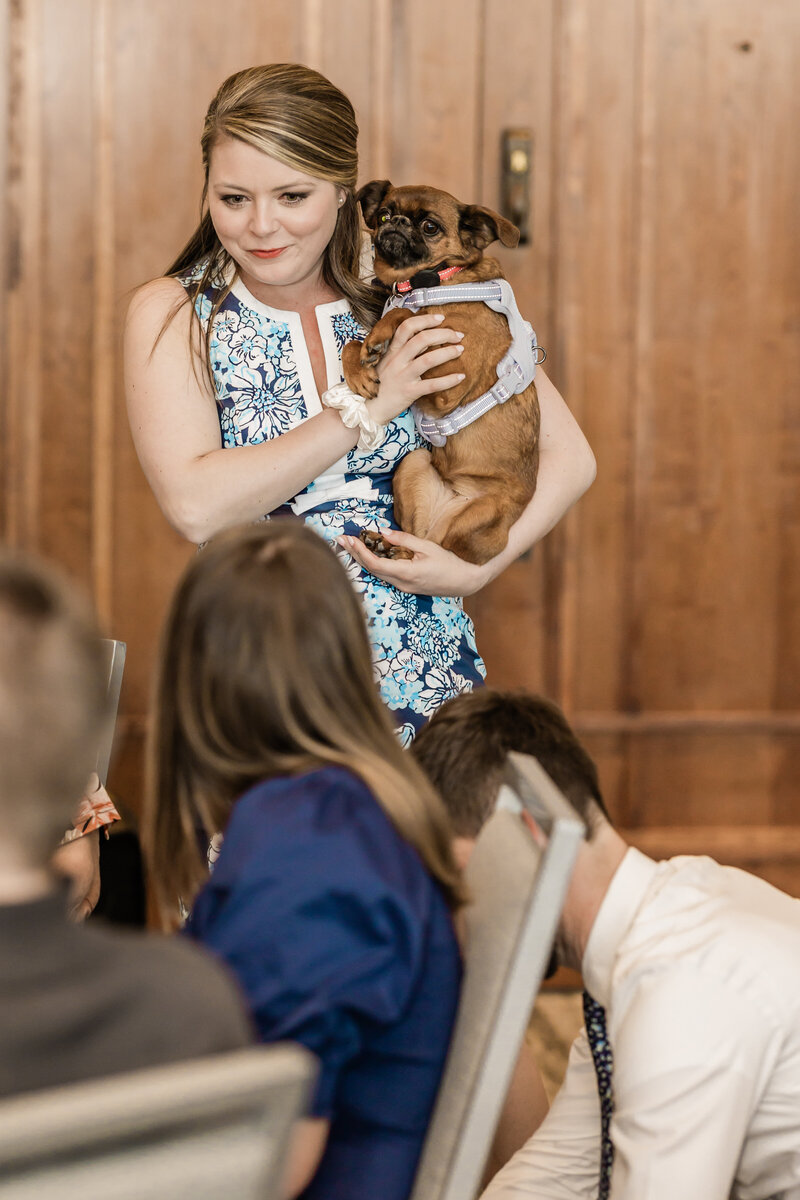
[91,0,115,626]
[0,0,9,531]
[387,0,483,196]
[630,0,800,716]
[465,0,556,698]
[554,0,640,717]
[4,0,44,550]
[37,0,95,578]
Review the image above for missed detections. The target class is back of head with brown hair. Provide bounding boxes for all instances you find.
[412,688,610,838]
[144,520,464,921]
[0,552,109,863]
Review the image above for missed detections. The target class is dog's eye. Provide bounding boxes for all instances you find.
[378,209,391,223]
[421,219,441,236]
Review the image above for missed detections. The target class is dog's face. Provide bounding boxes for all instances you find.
[357,181,519,284]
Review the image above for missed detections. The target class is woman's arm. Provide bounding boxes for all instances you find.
[124,278,466,545]
[283,1117,330,1198]
[338,368,596,596]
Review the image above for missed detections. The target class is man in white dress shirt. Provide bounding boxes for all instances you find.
[412,689,800,1200]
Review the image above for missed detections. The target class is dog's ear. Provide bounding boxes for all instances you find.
[356,180,393,229]
[459,205,520,250]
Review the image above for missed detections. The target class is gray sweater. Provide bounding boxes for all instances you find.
[0,889,252,1098]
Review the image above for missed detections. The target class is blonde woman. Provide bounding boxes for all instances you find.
[144,520,465,1199]
[125,64,595,741]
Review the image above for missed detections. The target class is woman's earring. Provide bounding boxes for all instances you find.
[338,195,346,206]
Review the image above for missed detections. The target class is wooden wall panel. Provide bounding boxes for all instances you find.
[0,0,7,512]
[554,0,640,717]
[553,0,800,867]
[630,0,800,717]
[387,0,483,197]
[4,0,43,550]
[465,0,556,696]
[38,0,95,578]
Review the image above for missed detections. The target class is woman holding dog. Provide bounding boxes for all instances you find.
[125,63,595,739]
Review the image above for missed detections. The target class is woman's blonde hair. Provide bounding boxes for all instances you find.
[144,521,465,923]
[166,64,382,381]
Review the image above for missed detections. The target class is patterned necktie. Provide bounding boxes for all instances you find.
[583,990,614,1199]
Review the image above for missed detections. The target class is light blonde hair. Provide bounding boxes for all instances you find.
[166,63,382,383]
[144,521,465,922]
[0,553,109,861]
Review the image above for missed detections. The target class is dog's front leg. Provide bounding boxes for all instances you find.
[357,449,443,560]
[341,308,411,399]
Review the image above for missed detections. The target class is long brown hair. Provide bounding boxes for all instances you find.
[144,521,465,923]
[164,63,383,384]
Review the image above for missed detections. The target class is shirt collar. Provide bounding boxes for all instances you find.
[582,846,659,1007]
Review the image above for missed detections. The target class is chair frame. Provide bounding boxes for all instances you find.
[410,751,585,1200]
[0,1044,316,1200]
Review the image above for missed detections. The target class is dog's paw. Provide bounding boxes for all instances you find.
[361,336,392,367]
[341,340,380,398]
[348,367,379,399]
[360,529,414,560]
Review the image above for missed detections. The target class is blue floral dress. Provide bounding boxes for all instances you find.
[180,266,486,741]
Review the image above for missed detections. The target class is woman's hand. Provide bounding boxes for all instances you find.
[368,314,466,426]
[338,528,488,597]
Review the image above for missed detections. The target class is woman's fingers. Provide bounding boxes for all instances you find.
[412,370,466,397]
[369,527,426,552]
[338,536,417,590]
[387,316,464,360]
[402,328,464,363]
[369,314,467,421]
[390,312,447,346]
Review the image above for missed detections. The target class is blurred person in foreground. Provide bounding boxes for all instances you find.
[413,689,800,1200]
[0,550,251,1099]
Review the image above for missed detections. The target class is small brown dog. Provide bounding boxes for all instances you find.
[341,180,541,566]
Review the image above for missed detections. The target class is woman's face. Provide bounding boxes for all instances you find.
[208,136,343,303]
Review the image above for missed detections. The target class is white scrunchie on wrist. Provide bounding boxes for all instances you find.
[322,382,387,452]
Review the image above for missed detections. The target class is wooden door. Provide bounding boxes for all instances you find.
[3,0,799,891]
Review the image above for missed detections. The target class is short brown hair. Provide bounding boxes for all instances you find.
[412,689,609,838]
[0,553,109,861]
[144,521,465,921]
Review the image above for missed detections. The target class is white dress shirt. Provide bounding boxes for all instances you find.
[483,848,800,1200]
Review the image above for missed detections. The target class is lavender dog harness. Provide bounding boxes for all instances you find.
[382,279,544,448]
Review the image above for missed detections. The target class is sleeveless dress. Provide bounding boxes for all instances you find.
[180,265,485,741]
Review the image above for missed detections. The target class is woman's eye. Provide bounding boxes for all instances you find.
[421,220,440,236]
[281,192,309,205]
[221,194,247,207]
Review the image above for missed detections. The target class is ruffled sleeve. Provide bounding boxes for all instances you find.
[62,778,121,844]
[185,767,441,1117]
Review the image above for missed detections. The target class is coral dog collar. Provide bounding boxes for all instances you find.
[395,265,464,293]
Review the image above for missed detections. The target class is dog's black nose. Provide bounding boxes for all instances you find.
[387,214,412,229]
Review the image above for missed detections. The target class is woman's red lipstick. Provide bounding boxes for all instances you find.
[250,247,286,259]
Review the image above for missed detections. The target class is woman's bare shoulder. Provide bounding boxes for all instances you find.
[126,275,189,329]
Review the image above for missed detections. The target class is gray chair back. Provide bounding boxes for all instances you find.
[0,1044,316,1200]
[410,751,584,1200]
[96,638,125,785]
